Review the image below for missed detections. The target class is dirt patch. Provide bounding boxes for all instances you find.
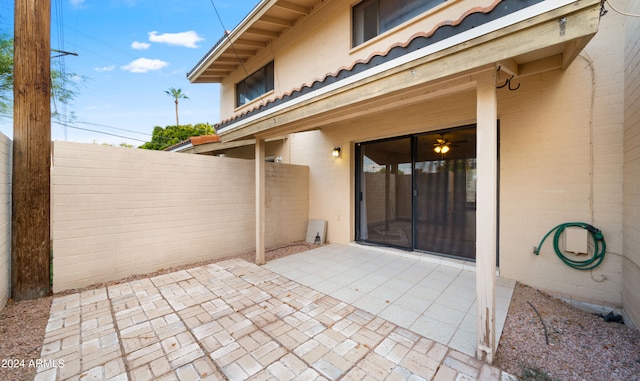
[0,296,52,381]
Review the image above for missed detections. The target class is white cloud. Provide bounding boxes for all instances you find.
[70,0,85,6]
[131,41,150,50]
[148,31,204,48]
[95,65,115,72]
[121,58,168,73]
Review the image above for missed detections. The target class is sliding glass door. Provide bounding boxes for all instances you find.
[356,137,413,249]
[414,129,476,259]
[356,126,477,260]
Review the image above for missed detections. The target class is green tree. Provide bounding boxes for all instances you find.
[165,87,189,127]
[0,32,13,116]
[139,123,215,150]
[0,32,80,119]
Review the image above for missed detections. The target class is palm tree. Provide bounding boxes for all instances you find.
[165,87,189,126]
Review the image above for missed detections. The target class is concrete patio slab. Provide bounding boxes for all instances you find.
[35,245,515,381]
[264,244,516,358]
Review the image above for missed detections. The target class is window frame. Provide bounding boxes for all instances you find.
[235,61,275,108]
[352,0,445,47]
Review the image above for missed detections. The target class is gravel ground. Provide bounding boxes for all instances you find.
[495,283,640,381]
[1,243,639,381]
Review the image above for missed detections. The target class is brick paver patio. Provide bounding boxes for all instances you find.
[35,257,515,380]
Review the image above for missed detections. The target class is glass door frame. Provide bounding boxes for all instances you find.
[355,124,499,263]
[354,135,414,251]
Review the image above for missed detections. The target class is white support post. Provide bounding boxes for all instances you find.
[475,69,498,363]
[255,138,266,265]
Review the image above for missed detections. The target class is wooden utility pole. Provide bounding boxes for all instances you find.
[12,0,51,300]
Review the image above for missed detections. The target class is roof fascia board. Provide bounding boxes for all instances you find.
[217,0,594,137]
[188,0,278,82]
[167,142,193,152]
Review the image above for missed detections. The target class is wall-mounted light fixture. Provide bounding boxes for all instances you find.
[332,147,341,158]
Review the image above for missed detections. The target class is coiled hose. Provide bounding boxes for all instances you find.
[534,222,606,270]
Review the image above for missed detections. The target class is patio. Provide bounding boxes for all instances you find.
[35,244,515,381]
[264,244,515,357]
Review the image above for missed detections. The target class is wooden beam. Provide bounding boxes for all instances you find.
[519,54,563,77]
[203,70,233,77]
[12,0,51,300]
[275,1,311,16]
[260,15,294,28]
[192,139,256,154]
[216,56,247,64]
[475,69,498,364]
[234,39,268,48]
[204,68,233,74]
[221,49,257,58]
[497,59,518,77]
[255,138,266,266]
[207,64,238,71]
[562,35,593,70]
[246,28,280,39]
[249,75,479,140]
[194,76,224,83]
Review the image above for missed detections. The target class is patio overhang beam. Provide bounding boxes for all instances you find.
[219,0,600,141]
[177,138,256,154]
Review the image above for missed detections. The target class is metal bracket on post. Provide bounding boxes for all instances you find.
[559,17,567,36]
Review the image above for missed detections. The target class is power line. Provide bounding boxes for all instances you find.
[208,0,251,77]
[52,121,148,142]
[73,121,152,137]
[52,0,79,140]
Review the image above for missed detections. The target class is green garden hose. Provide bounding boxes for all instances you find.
[533,222,606,270]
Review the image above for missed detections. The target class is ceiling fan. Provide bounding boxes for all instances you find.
[433,134,451,154]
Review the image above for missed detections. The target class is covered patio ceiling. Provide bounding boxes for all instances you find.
[194,0,600,144]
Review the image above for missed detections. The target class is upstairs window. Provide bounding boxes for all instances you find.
[236,61,274,107]
[353,0,445,47]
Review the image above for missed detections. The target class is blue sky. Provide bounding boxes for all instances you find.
[0,0,258,146]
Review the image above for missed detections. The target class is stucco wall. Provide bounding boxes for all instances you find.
[0,133,10,311]
[219,0,498,120]
[289,90,478,244]
[498,9,624,306]
[623,0,640,328]
[52,142,308,292]
[287,10,626,307]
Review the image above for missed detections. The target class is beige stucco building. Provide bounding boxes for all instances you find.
[183,0,640,361]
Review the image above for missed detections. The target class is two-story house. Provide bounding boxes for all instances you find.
[184,0,640,362]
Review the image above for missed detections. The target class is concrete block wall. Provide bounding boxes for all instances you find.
[0,133,10,311]
[52,141,308,292]
[623,0,640,328]
[265,162,309,246]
